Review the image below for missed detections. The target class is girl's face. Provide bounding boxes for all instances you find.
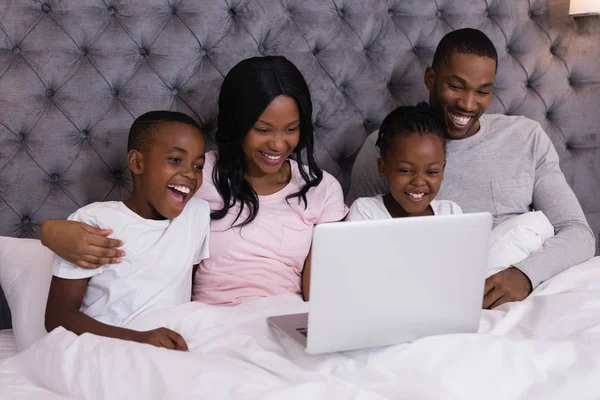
[378,133,446,217]
[242,95,301,177]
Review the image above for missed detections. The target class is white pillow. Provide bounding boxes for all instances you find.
[0,237,54,351]
[487,211,555,278]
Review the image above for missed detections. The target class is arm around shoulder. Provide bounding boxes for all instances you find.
[40,212,124,269]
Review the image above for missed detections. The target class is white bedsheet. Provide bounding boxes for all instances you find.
[1,257,600,400]
[0,330,17,361]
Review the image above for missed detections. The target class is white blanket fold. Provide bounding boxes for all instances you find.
[1,212,597,400]
[1,258,600,400]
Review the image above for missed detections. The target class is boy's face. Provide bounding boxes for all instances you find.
[134,122,205,220]
[378,134,445,217]
[425,52,496,140]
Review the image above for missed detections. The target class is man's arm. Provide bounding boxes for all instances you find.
[45,277,188,350]
[515,128,596,288]
[484,127,595,309]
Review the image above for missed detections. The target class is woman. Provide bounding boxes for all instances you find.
[41,56,348,305]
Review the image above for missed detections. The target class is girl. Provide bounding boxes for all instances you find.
[347,103,461,221]
[40,56,348,305]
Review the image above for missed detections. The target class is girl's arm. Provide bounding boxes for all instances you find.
[45,276,188,351]
[41,220,125,269]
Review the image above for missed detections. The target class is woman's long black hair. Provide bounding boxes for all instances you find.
[211,56,323,227]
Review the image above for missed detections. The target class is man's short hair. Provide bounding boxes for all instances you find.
[432,28,498,72]
[127,111,202,152]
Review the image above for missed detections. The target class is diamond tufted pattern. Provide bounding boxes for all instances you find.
[0,0,599,329]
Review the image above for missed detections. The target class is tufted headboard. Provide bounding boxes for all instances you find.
[1,0,599,330]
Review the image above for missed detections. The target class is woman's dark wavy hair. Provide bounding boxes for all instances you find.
[211,56,323,227]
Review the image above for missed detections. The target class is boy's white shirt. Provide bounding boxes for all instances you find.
[347,194,462,221]
[53,196,210,327]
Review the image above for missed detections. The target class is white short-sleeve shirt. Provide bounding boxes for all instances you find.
[347,195,462,221]
[53,197,210,327]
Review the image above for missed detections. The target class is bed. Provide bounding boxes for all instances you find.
[1,0,599,398]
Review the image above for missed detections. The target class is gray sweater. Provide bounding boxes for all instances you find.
[346,114,595,288]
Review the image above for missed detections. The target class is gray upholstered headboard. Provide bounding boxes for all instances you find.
[1,0,599,330]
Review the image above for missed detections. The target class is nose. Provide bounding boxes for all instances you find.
[411,172,427,187]
[458,91,477,113]
[269,132,287,152]
[179,163,196,181]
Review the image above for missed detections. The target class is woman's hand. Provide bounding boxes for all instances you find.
[41,220,125,269]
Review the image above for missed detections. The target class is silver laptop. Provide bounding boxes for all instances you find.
[267,212,492,354]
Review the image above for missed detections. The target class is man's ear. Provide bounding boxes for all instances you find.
[377,157,386,178]
[424,67,435,91]
[128,150,144,176]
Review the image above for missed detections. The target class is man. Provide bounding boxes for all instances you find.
[346,28,595,309]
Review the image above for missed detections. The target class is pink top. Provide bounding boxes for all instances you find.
[192,151,348,306]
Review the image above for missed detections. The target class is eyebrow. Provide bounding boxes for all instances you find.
[396,160,443,166]
[170,147,206,160]
[450,74,494,89]
[256,119,300,127]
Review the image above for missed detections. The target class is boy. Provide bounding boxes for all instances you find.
[45,111,209,351]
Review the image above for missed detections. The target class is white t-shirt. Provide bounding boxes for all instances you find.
[53,197,210,327]
[346,195,462,221]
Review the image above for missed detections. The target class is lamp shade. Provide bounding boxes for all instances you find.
[569,0,600,16]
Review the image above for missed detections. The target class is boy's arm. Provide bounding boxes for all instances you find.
[45,276,142,341]
[45,277,188,350]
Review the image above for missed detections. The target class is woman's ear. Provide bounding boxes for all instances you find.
[377,157,386,178]
[128,150,144,176]
[424,67,435,91]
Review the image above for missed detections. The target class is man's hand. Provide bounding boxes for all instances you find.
[483,267,532,309]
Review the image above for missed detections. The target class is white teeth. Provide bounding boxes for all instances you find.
[407,192,425,199]
[168,184,191,194]
[261,152,283,160]
[449,112,471,127]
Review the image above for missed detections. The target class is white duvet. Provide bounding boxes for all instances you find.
[1,212,599,400]
[1,256,600,400]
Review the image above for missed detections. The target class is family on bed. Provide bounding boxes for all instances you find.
[40,28,596,351]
